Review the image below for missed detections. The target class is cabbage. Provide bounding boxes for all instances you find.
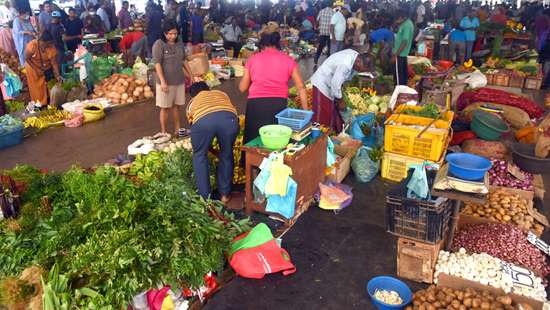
[370,96,382,105]
[368,104,379,113]
[379,103,388,113]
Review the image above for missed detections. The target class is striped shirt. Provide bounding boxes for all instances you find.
[317,7,334,36]
[186,90,238,124]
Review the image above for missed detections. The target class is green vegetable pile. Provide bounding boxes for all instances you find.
[0,114,23,134]
[0,148,251,308]
[401,103,441,119]
[5,100,25,113]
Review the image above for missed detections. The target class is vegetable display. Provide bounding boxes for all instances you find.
[0,148,251,308]
[489,160,534,191]
[452,223,550,278]
[457,88,544,118]
[435,249,547,300]
[401,103,441,119]
[0,114,23,134]
[407,285,514,310]
[461,188,544,235]
[5,100,25,113]
[92,73,153,104]
[23,107,70,129]
[343,87,389,115]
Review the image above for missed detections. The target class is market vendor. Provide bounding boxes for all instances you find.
[299,16,315,42]
[310,49,370,132]
[83,7,105,36]
[460,10,479,62]
[64,8,84,52]
[220,17,242,57]
[392,10,414,86]
[45,11,66,68]
[153,20,194,134]
[238,24,308,146]
[24,31,61,107]
[187,82,238,202]
[119,25,146,65]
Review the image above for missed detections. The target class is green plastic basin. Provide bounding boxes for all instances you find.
[471,109,510,141]
[259,125,292,150]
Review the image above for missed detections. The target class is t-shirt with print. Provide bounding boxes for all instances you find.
[330,11,346,41]
[152,39,186,85]
[245,48,297,99]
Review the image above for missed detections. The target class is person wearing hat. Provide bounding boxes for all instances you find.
[64,7,84,52]
[220,16,242,57]
[24,31,61,107]
[45,10,66,68]
[239,27,308,147]
[310,49,370,132]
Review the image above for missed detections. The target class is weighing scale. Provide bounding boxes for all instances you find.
[291,124,312,142]
[433,164,489,194]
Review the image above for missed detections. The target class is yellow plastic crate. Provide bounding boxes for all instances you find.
[384,106,454,161]
[381,151,444,182]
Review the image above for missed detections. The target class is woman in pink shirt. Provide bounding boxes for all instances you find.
[239,29,308,145]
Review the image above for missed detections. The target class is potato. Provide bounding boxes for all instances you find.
[496,296,512,305]
[472,298,481,308]
[463,298,472,307]
[480,301,491,309]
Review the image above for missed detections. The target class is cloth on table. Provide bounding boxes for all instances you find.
[311,86,343,133]
[265,153,292,196]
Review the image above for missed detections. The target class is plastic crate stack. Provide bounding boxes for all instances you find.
[381,105,454,182]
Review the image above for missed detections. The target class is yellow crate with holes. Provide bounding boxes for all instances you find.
[384,106,453,161]
[381,151,444,182]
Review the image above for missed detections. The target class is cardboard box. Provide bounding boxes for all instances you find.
[436,273,544,310]
[458,186,548,235]
[397,237,444,284]
[326,136,361,183]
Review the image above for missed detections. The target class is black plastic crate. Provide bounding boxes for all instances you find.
[385,169,452,243]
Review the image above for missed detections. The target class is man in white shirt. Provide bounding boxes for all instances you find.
[416,2,426,28]
[97,0,111,32]
[330,5,346,53]
[0,1,15,24]
[310,49,370,132]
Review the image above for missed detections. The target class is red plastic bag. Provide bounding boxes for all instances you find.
[450,130,476,145]
[229,239,296,279]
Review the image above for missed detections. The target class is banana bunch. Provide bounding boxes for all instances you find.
[24,108,70,129]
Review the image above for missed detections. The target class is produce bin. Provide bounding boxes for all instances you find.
[509,75,525,88]
[0,125,23,149]
[397,237,444,283]
[493,72,510,87]
[275,108,314,131]
[524,76,543,90]
[386,193,452,244]
[381,151,444,182]
[384,106,453,161]
[484,72,496,85]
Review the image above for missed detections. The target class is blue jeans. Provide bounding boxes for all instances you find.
[191,111,239,199]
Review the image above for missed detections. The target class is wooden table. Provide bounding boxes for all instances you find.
[242,135,327,224]
[431,188,488,251]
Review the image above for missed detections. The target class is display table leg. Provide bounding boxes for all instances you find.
[445,199,462,251]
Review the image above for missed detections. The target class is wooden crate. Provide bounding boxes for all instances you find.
[493,72,510,87]
[524,76,543,90]
[397,237,444,283]
[484,72,496,85]
[509,75,525,88]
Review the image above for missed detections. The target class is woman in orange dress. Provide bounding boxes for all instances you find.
[24,31,61,107]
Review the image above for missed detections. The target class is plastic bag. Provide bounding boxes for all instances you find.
[265,177,297,219]
[91,57,113,84]
[350,113,382,147]
[351,146,380,183]
[315,181,353,212]
[326,137,337,167]
[456,69,487,89]
[133,57,148,81]
[407,163,430,199]
[50,84,67,107]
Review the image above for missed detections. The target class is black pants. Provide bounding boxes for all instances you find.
[223,41,242,57]
[395,56,408,86]
[243,97,287,145]
[192,32,204,45]
[191,111,239,199]
[314,35,331,64]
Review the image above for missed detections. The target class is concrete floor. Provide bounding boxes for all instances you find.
[1,58,549,309]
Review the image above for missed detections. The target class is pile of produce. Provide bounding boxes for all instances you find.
[435,249,547,300]
[452,223,550,278]
[401,103,441,119]
[483,57,540,76]
[407,285,515,310]
[0,149,251,308]
[23,107,71,129]
[489,160,534,191]
[287,84,313,110]
[0,114,22,134]
[5,100,25,113]
[343,87,389,115]
[458,88,544,118]
[92,73,153,104]
[461,188,544,235]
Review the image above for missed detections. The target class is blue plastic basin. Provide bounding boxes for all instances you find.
[367,276,412,310]
[446,152,492,181]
